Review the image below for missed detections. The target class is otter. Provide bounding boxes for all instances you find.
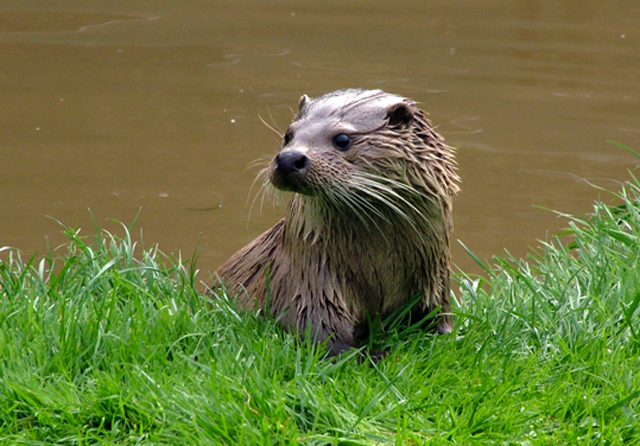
[212,89,460,357]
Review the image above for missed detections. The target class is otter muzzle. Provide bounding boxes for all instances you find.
[271,150,312,193]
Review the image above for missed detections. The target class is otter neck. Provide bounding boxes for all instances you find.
[283,194,383,247]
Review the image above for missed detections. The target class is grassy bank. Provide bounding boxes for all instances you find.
[2,177,640,445]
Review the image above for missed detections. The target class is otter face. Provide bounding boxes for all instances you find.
[270,89,413,198]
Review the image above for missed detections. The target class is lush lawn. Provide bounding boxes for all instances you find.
[2,175,640,445]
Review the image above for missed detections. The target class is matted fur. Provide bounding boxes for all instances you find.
[211,89,460,356]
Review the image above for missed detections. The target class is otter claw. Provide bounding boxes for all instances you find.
[436,321,453,334]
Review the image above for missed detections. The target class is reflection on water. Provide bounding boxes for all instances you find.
[0,11,146,33]
[0,1,638,276]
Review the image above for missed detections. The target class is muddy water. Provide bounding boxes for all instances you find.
[1,1,639,277]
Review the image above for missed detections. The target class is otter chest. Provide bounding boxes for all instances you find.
[332,229,424,318]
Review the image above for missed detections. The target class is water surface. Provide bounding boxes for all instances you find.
[0,1,638,276]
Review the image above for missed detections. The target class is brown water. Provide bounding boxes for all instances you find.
[1,1,639,276]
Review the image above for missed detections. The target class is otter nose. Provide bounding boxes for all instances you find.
[274,150,310,175]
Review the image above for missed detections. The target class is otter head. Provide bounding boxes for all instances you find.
[269,89,458,218]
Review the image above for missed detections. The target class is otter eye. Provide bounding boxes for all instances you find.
[283,129,293,146]
[332,133,351,151]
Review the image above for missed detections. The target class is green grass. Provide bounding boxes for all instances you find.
[2,175,640,445]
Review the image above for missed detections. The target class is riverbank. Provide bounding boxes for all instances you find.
[2,177,639,444]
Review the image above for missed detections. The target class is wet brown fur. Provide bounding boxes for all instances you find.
[211,89,460,356]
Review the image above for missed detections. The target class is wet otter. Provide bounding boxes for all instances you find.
[213,89,460,356]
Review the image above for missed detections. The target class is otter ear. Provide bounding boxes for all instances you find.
[386,102,415,127]
[298,94,310,112]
